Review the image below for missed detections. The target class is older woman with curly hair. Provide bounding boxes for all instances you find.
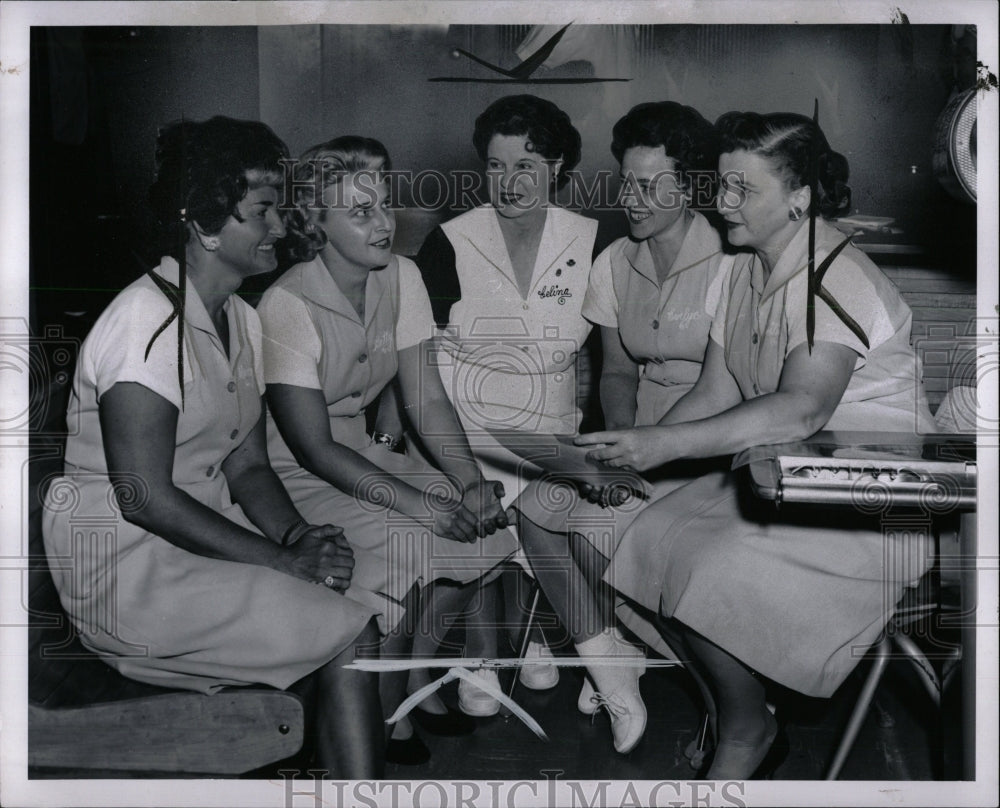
[42,116,387,778]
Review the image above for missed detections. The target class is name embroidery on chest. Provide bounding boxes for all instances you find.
[372,330,394,353]
[664,310,703,330]
[537,285,572,305]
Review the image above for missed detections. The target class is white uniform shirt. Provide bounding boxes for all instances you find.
[709,218,936,432]
[583,211,728,423]
[257,254,434,463]
[420,205,598,435]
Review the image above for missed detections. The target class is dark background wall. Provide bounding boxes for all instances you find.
[30,23,977,330]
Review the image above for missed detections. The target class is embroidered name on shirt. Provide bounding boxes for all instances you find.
[665,310,703,330]
[372,330,394,353]
[537,285,572,305]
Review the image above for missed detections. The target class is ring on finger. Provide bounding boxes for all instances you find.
[323,575,336,588]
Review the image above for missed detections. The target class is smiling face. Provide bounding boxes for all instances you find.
[486,134,561,219]
[312,170,395,271]
[717,149,809,259]
[213,180,285,277]
[619,145,689,244]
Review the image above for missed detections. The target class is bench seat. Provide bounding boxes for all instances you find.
[27,428,305,775]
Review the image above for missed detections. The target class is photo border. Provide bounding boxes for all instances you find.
[2,2,997,806]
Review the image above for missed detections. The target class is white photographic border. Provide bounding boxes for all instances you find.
[2,2,997,806]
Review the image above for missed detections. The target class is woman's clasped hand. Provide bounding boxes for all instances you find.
[425,478,508,542]
[280,523,356,591]
[459,478,511,536]
[577,481,631,508]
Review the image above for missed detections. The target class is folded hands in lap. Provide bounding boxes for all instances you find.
[281,524,355,592]
[429,478,509,543]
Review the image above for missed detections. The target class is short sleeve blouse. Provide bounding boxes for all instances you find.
[64,257,265,485]
[258,254,435,458]
[709,219,936,432]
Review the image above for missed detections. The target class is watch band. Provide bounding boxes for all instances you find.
[371,431,400,452]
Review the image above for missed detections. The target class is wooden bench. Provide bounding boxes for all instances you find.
[26,346,305,776]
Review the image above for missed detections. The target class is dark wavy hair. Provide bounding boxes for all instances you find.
[715,111,851,218]
[148,116,289,256]
[610,101,718,191]
[472,95,581,189]
[279,135,392,266]
[143,116,288,408]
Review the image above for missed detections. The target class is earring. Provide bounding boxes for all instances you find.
[788,206,803,221]
[202,235,220,251]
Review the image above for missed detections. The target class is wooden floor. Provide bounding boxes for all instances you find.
[29,626,964,782]
[380,654,956,782]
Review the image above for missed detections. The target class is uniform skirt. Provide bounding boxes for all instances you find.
[284,443,519,629]
[42,473,378,694]
[606,470,933,697]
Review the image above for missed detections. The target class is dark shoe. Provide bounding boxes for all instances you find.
[410,704,476,736]
[386,732,431,766]
[750,725,789,780]
[692,719,786,779]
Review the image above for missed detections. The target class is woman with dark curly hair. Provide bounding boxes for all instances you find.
[42,116,388,777]
[578,111,936,778]
[417,95,589,448]
[258,135,517,761]
[585,101,724,428]
[535,99,728,742]
[412,95,650,756]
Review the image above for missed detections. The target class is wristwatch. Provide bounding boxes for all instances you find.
[371,431,401,452]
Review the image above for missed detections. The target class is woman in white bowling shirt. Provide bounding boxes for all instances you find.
[415,96,644,754]
[578,101,729,743]
[584,101,727,429]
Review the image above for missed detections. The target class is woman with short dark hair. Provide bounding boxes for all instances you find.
[415,95,653,755]
[587,101,724,428]
[470,93,583,188]
[556,99,729,734]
